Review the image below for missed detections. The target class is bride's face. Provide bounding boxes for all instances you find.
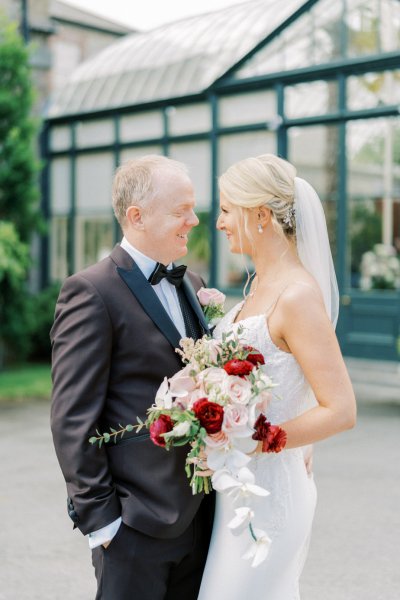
[217,193,254,255]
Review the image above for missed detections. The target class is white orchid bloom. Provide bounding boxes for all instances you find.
[207,446,251,472]
[242,527,272,567]
[155,377,173,409]
[212,467,270,499]
[227,507,255,535]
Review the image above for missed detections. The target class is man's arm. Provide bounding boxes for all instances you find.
[50,274,121,535]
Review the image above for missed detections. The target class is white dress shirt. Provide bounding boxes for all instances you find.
[87,238,186,549]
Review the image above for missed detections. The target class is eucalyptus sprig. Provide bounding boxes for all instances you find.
[89,418,145,448]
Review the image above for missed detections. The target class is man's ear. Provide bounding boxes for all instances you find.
[126,205,145,230]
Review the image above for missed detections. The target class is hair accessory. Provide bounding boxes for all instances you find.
[257,223,263,234]
[282,205,296,230]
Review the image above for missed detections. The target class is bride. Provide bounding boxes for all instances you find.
[198,154,356,600]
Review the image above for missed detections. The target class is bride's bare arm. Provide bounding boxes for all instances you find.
[268,283,356,449]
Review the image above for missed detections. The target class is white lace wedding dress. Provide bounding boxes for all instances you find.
[198,302,317,600]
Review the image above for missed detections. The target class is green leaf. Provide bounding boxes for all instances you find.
[125,424,134,432]
[103,432,110,443]
[88,437,98,445]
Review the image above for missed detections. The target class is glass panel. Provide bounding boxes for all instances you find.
[75,217,114,272]
[347,0,400,57]
[217,132,276,291]
[347,70,400,110]
[167,103,211,135]
[51,217,68,282]
[219,90,276,127]
[234,0,400,80]
[288,124,339,261]
[218,131,276,173]
[169,141,211,282]
[168,142,211,211]
[347,117,400,290]
[120,111,163,142]
[234,0,342,79]
[285,80,338,118]
[119,146,163,164]
[50,126,71,152]
[75,119,114,148]
[76,153,115,213]
[51,158,70,215]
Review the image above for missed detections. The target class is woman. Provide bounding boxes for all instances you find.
[198,154,356,599]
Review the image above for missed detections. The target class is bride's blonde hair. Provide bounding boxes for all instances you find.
[219,154,297,243]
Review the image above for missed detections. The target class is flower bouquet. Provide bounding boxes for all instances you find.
[90,328,286,566]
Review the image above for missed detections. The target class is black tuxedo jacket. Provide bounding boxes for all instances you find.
[50,244,209,538]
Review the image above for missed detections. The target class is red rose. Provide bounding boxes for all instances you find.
[150,414,174,447]
[252,414,287,453]
[243,345,265,366]
[193,398,224,434]
[223,359,254,377]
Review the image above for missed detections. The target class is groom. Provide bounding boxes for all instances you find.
[50,155,214,600]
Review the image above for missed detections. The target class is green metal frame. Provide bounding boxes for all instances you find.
[41,0,400,339]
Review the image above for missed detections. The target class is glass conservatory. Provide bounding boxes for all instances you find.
[43,0,400,360]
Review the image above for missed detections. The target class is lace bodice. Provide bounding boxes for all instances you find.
[213,301,312,423]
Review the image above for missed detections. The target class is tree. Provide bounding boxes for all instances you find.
[0,18,42,364]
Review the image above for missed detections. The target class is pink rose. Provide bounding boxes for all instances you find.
[198,367,227,387]
[222,404,250,436]
[197,287,226,307]
[222,375,252,405]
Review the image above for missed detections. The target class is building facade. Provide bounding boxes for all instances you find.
[43,0,400,361]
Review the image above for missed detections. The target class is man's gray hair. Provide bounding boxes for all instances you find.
[112,155,189,226]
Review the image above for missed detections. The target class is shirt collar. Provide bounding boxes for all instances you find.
[120,237,172,280]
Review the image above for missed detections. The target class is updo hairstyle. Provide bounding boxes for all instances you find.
[219,154,297,243]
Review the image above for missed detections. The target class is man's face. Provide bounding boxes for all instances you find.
[141,171,199,264]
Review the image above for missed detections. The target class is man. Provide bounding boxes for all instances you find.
[50,155,214,600]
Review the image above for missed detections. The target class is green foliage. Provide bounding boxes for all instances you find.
[0,17,42,366]
[0,221,32,364]
[0,363,51,401]
[350,202,382,273]
[0,18,42,239]
[187,211,211,262]
[27,283,61,361]
[0,220,30,285]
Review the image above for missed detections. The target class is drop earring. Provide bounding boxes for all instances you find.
[258,223,263,234]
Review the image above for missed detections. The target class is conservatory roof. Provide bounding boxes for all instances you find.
[47,0,308,117]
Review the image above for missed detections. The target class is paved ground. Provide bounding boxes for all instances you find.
[0,398,399,600]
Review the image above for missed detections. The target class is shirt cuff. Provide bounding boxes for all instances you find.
[87,517,122,549]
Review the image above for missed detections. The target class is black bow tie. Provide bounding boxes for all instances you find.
[148,263,187,287]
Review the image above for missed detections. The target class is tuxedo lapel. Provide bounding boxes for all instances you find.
[116,261,182,350]
[181,275,210,335]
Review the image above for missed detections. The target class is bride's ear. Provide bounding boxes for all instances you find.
[257,207,271,228]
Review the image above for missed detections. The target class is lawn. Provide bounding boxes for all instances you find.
[0,363,52,401]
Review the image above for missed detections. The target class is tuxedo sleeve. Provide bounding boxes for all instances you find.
[50,273,121,535]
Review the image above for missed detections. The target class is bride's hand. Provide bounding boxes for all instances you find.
[303,444,313,476]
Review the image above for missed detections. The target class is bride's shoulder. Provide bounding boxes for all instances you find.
[277,274,325,317]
